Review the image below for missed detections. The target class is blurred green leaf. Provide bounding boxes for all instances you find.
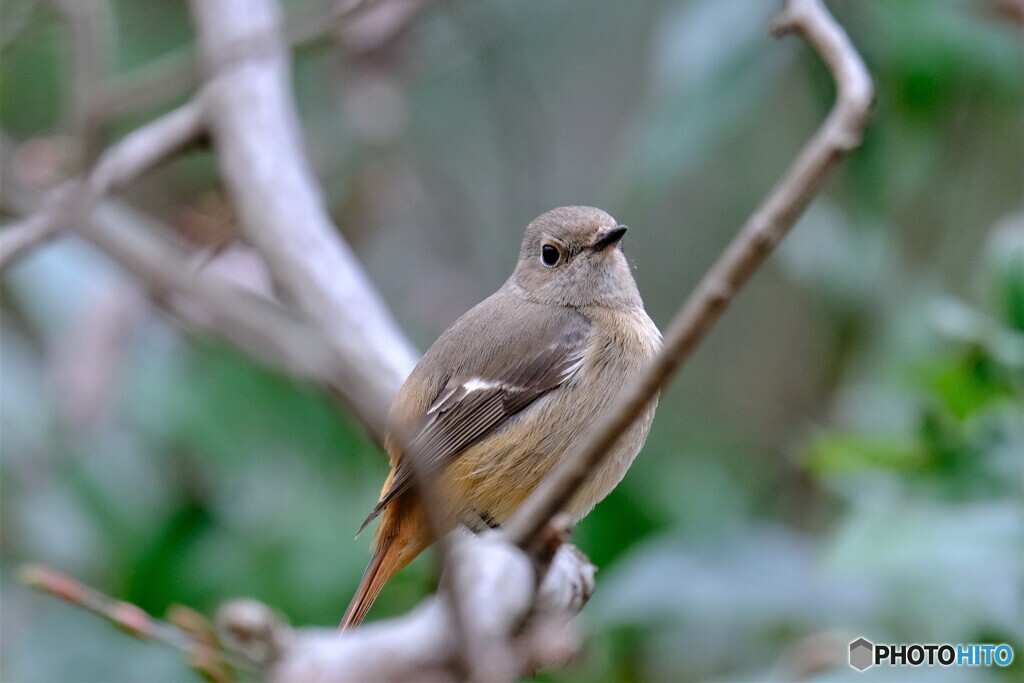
[0,17,64,135]
[805,432,927,476]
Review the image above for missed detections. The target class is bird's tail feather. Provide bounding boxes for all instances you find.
[339,536,401,629]
[340,503,425,630]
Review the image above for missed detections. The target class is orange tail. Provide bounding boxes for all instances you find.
[340,501,427,630]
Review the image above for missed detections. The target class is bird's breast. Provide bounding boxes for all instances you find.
[443,305,661,524]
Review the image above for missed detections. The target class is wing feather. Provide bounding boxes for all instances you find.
[358,317,590,532]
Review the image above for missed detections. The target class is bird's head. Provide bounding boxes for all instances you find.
[510,206,643,309]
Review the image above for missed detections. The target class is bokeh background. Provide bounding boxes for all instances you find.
[2,0,1022,680]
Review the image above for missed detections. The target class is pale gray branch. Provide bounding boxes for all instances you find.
[240,534,593,682]
[188,0,417,447]
[104,0,433,125]
[54,0,117,165]
[0,102,204,271]
[505,0,875,547]
[86,201,339,383]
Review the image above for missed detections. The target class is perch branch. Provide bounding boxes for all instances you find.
[389,446,503,681]
[189,0,418,445]
[22,536,594,682]
[273,534,594,682]
[506,0,874,547]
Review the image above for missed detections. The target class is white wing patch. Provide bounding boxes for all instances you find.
[462,377,502,393]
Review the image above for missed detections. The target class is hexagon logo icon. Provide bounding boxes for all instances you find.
[849,637,874,671]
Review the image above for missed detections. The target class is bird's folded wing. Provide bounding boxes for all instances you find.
[358,317,590,533]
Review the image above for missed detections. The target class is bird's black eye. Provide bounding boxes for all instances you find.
[541,244,561,267]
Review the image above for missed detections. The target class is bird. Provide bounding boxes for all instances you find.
[341,206,661,629]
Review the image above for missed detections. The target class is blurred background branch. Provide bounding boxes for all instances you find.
[0,103,204,270]
[189,0,417,444]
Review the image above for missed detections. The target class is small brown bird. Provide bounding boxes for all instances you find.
[341,206,661,628]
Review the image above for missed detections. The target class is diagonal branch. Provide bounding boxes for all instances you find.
[19,563,257,679]
[188,0,417,445]
[506,0,874,547]
[85,201,340,384]
[0,102,204,272]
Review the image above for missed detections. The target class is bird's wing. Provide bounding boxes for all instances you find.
[358,310,590,534]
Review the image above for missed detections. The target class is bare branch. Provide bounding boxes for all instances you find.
[104,0,432,122]
[0,183,76,268]
[505,0,874,547]
[0,102,204,271]
[85,201,340,384]
[272,534,593,682]
[53,0,117,165]
[188,0,417,444]
[88,103,207,196]
[0,131,354,397]
[19,563,256,678]
[24,535,594,682]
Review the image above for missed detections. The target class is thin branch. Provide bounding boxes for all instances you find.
[86,201,340,385]
[188,0,417,445]
[0,102,204,272]
[104,0,428,121]
[53,0,117,166]
[506,0,874,547]
[18,563,256,679]
[88,103,206,196]
[0,183,76,268]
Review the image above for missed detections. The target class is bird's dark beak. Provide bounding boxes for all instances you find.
[592,225,627,252]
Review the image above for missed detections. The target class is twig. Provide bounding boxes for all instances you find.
[0,102,204,272]
[104,0,425,121]
[18,563,256,679]
[188,0,417,445]
[505,0,874,547]
[86,201,340,385]
[53,0,117,166]
[0,133,350,392]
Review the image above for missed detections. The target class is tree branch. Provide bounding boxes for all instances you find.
[22,534,595,682]
[0,102,204,272]
[104,0,435,130]
[505,0,874,547]
[53,0,116,166]
[271,534,594,682]
[85,201,341,384]
[189,0,418,444]
[19,564,255,679]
